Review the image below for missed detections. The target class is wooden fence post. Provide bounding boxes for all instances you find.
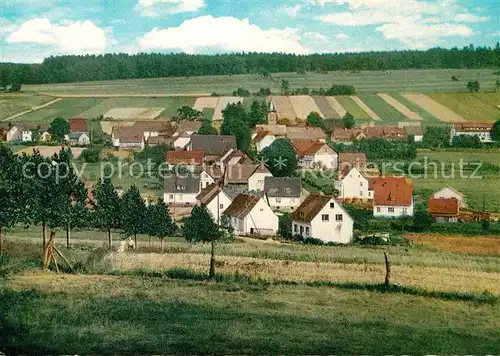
[384,251,391,288]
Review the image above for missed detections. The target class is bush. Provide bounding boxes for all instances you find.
[233,88,251,97]
[80,147,102,163]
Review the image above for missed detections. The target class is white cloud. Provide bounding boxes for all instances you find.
[284,4,302,17]
[6,18,107,53]
[303,31,327,42]
[138,16,310,54]
[316,0,486,49]
[335,33,349,39]
[136,0,205,17]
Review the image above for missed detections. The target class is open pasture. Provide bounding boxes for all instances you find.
[406,233,500,256]
[16,145,84,159]
[103,107,164,120]
[335,95,371,120]
[0,93,56,120]
[403,93,465,122]
[357,94,407,124]
[24,69,499,95]
[377,93,423,121]
[389,92,442,123]
[429,93,500,122]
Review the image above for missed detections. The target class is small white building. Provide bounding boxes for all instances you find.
[6,126,32,142]
[432,186,466,208]
[223,193,278,236]
[292,140,338,170]
[224,163,272,191]
[252,131,276,153]
[338,167,373,200]
[291,193,354,244]
[263,176,302,211]
[163,175,201,206]
[68,132,90,146]
[172,133,192,149]
[196,184,233,224]
[248,165,273,191]
[371,177,414,218]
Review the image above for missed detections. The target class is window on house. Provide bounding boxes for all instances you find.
[388,207,395,213]
[258,180,264,185]
[360,191,363,196]
[403,207,408,214]
[335,214,343,221]
[219,204,224,209]
[305,226,310,235]
[330,203,334,208]
[294,224,298,233]
[169,194,174,200]
[300,226,304,235]
[260,208,264,212]
[276,198,281,203]
[322,214,329,221]
[360,182,363,187]
[376,207,381,212]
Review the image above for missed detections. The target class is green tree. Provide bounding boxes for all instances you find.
[49,117,69,142]
[198,119,218,135]
[306,111,324,130]
[176,106,202,121]
[260,139,298,177]
[413,210,434,232]
[0,145,21,254]
[496,80,500,92]
[342,112,355,129]
[423,126,450,149]
[281,79,289,92]
[145,199,176,251]
[248,100,266,127]
[93,178,122,249]
[221,102,251,152]
[472,80,480,92]
[278,212,293,239]
[182,205,222,278]
[121,184,147,247]
[491,119,500,141]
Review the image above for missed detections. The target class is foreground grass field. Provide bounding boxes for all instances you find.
[24,69,499,95]
[1,234,499,354]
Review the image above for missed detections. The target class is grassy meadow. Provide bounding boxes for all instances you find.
[1,232,500,354]
[429,92,500,122]
[335,95,372,120]
[0,93,53,120]
[389,92,442,124]
[23,69,500,96]
[357,94,408,124]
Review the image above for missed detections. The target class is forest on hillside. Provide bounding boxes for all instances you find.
[1,43,499,85]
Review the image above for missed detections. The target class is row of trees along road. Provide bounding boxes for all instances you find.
[1,43,499,84]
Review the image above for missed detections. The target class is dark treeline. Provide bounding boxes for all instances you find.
[1,43,499,85]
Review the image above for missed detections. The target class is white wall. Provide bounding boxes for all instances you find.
[267,196,301,210]
[205,191,232,224]
[293,198,353,244]
[454,131,492,143]
[256,135,276,152]
[200,171,215,189]
[21,130,32,142]
[433,188,464,206]
[174,137,191,149]
[414,134,423,142]
[6,127,21,141]
[79,133,90,146]
[248,171,273,191]
[373,201,414,218]
[340,167,370,199]
[313,146,338,169]
[244,198,278,235]
[164,192,198,205]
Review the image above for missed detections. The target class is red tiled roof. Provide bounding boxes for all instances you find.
[291,139,327,157]
[69,118,87,133]
[332,128,364,141]
[453,122,493,132]
[428,198,459,216]
[370,177,413,206]
[338,152,367,170]
[166,150,205,165]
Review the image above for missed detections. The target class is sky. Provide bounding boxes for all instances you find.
[0,0,498,63]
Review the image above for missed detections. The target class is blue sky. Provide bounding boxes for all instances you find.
[1,0,498,63]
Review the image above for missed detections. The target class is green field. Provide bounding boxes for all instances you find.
[414,149,500,211]
[335,96,371,120]
[1,234,499,354]
[0,93,53,120]
[357,94,408,124]
[429,93,500,122]
[23,69,499,95]
[389,92,442,124]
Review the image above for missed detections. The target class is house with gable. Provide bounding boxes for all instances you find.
[252,124,286,152]
[291,139,338,170]
[263,176,303,211]
[166,150,205,170]
[286,126,326,143]
[331,128,365,144]
[188,135,237,160]
[338,166,373,200]
[196,183,232,224]
[428,197,459,223]
[225,163,273,191]
[163,174,201,206]
[291,193,354,244]
[223,193,278,236]
[112,127,145,149]
[451,122,493,143]
[370,177,414,217]
[432,186,466,208]
[5,125,33,142]
[338,152,367,172]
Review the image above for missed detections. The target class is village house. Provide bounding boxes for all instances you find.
[218,148,248,166]
[199,165,224,189]
[196,183,232,224]
[451,122,493,143]
[337,166,373,200]
[399,122,424,142]
[291,193,354,244]
[68,132,91,146]
[164,175,200,206]
[171,121,202,149]
[428,197,459,223]
[337,152,367,172]
[223,193,279,236]
[286,126,326,142]
[331,127,365,144]
[69,118,88,134]
[112,127,145,150]
[5,125,33,142]
[291,139,338,170]
[432,186,466,208]
[188,135,237,158]
[224,163,273,191]
[147,136,173,147]
[166,150,205,170]
[364,126,407,140]
[263,176,303,211]
[252,124,287,152]
[132,120,174,140]
[371,177,414,218]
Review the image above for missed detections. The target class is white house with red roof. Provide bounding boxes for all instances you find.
[291,139,338,170]
[370,177,414,218]
[451,122,494,143]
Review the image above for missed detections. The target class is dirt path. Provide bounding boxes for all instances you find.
[37,92,209,98]
[402,93,465,123]
[350,96,381,121]
[377,93,423,121]
[2,98,62,122]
